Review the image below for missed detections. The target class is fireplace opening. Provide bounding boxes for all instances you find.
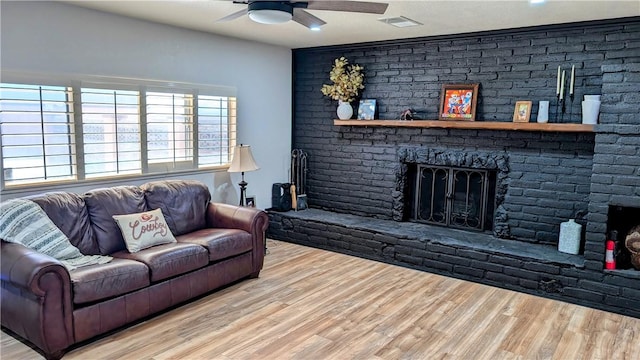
[607,205,640,270]
[407,165,497,232]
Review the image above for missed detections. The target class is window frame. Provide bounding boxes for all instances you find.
[0,72,237,192]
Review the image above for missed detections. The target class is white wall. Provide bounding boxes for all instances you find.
[0,1,292,208]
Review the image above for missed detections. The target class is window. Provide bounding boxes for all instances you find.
[81,87,141,178]
[0,76,236,189]
[0,83,76,186]
[198,95,236,167]
[146,91,193,171]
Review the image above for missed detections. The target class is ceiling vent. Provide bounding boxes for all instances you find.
[378,16,422,28]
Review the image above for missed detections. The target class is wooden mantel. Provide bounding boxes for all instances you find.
[333,119,594,133]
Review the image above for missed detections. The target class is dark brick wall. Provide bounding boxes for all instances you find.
[299,128,595,245]
[280,19,640,316]
[295,22,639,127]
[585,62,640,272]
[290,21,640,244]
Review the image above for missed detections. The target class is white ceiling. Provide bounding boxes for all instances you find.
[60,0,640,49]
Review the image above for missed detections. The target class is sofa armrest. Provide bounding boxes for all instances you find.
[205,203,267,232]
[205,203,269,276]
[1,241,69,293]
[1,241,74,359]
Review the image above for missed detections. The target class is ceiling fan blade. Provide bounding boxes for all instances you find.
[292,8,326,29]
[306,1,388,14]
[217,8,248,22]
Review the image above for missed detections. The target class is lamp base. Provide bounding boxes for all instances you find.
[238,179,247,206]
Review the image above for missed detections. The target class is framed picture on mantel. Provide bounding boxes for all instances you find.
[357,99,376,120]
[513,101,533,123]
[438,83,479,121]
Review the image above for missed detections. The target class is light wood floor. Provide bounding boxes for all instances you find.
[2,240,639,359]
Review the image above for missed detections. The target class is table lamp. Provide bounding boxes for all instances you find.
[227,144,259,206]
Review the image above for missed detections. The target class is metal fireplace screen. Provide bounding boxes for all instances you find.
[413,165,491,231]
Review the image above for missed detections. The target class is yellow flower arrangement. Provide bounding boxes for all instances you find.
[320,57,364,102]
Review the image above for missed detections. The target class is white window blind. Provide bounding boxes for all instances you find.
[146,91,193,171]
[198,95,236,167]
[0,83,76,186]
[1,75,237,190]
[81,87,141,178]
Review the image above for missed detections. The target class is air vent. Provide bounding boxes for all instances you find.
[378,16,422,28]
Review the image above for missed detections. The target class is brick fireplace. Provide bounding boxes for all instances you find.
[269,19,640,317]
[393,147,507,235]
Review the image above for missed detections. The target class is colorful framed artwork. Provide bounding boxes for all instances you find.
[438,84,479,121]
[357,99,376,120]
[513,101,532,123]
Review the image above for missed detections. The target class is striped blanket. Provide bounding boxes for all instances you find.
[0,198,112,271]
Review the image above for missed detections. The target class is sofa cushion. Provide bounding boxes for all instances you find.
[70,258,149,305]
[28,192,100,255]
[177,228,253,262]
[112,209,177,253]
[112,242,208,282]
[141,180,210,236]
[84,186,147,255]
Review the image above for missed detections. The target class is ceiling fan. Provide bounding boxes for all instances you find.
[218,1,389,29]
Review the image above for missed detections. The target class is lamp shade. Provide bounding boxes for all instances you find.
[228,144,259,173]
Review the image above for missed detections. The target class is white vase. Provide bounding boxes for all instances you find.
[581,100,600,124]
[337,101,353,120]
[536,101,549,123]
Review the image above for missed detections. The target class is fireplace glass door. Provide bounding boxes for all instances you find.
[414,165,490,231]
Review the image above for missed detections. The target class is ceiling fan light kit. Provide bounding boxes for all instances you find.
[248,1,293,24]
[222,1,389,29]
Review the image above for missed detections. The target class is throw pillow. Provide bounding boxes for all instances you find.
[112,208,177,253]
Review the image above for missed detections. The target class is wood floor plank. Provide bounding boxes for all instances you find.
[2,240,639,360]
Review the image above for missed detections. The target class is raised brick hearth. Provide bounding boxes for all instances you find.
[270,19,640,317]
[268,209,639,317]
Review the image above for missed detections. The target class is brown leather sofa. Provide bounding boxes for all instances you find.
[1,180,268,360]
